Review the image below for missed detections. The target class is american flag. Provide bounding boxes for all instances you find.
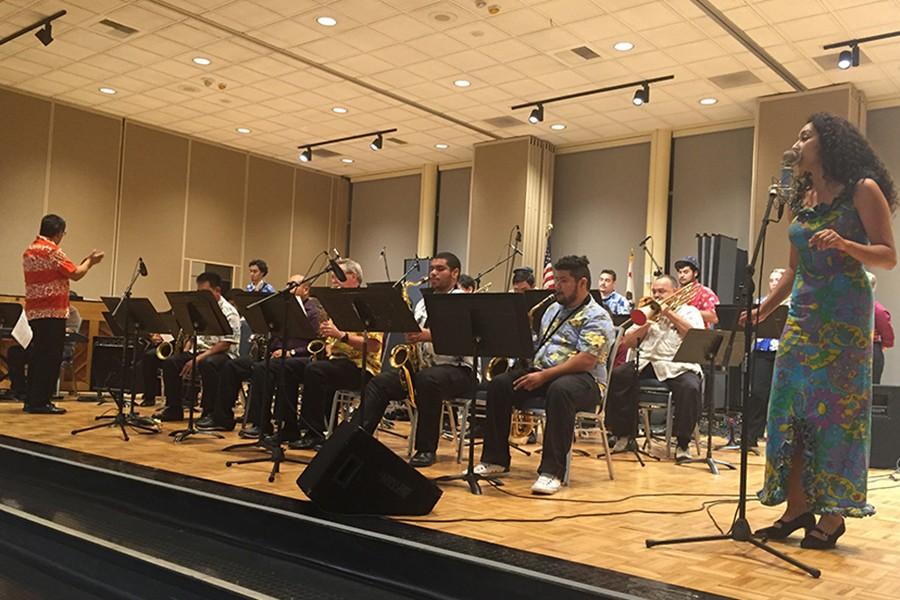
[542,235,555,289]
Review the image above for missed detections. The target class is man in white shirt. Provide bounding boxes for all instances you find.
[152,272,241,422]
[604,275,704,461]
[358,252,475,468]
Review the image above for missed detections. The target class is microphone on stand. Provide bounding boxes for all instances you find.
[138,257,148,277]
[776,149,799,221]
[329,249,347,282]
[638,235,651,247]
[515,226,522,245]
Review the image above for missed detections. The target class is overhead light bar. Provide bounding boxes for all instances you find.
[0,10,66,47]
[824,29,900,69]
[632,82,650,106]
[297,128,398,156]
[512,74,674,120]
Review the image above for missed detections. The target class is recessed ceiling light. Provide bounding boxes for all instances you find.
[435,143,449,149]
[192,57,211,66]
[550,123,566,131]
[316,16,337,27]
[235,127,251,134]
[98,87,117,95]
[332,106,348,114]
[453,79,471,88]
[341,158,354,164]
[613,41,634,52]
[699,97,718,106]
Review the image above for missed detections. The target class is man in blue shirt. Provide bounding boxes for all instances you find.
[245,259,275,293]
[598,268,630,315]
[475,255,615,495]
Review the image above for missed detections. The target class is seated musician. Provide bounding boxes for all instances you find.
[512,266,536,293]
[458,274,476,293]
[357,252,476,468]
[674,256,719,327]
[150,272,241,422]
[199,274,320,433]
[275,258,383,450]
[246,259,276,293]
[598,269,630,316]
[474,255,615,495]
[604,274,704,461]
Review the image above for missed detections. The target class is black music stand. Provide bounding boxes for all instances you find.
[225,289,318,482]
[165,290,231,443]
[70,297,164,440]
[426,293,534,495]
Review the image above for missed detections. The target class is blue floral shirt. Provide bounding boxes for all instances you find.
[601,291,630,316]
[533,297,615,391]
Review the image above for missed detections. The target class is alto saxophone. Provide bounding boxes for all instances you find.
[389,276,427,406]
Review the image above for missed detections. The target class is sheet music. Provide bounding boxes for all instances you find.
[12,311,32,348]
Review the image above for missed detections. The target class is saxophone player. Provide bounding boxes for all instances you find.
[357,252,476,468]
[474,255,615,495]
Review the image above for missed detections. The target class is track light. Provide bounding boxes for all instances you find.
[298,128,397,157]
[528,104,544,124]
[299,147,312,162]
[837,44,860,70]
[370,133,383,151]
[34,23,53,46]
[632,83,650,106]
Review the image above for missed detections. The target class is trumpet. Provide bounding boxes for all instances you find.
[485,292,556,381]
[623,282,699,328]
[156,329,186,360]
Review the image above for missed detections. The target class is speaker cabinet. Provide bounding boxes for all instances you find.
[297,423,442,516]
[871,385,900,470]
[90,336,144,393]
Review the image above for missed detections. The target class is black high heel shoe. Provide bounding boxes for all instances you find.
[801,522,846,550]
[754,511,816,540]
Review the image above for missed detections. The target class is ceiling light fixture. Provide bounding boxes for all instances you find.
[332,106,348,114]
[316,16,337,27]
[513,74,673,118]
[99,87,117,95]
[341,158,354,164]
[435,143,449,149]
[236,127,251,134]
[613,41,634,52]
[632,82,650,106]
[823,30,900,70]
[550,123,566,131]
[0,9,66,48]
[297,128,397,157]
[299,147,312,162]
[699,97,718,106]
[192,56,211,66]
[453,79,471,88]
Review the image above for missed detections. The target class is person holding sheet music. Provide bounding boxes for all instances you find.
[474,255,614,495]
[357,252,476,468]
[150,272,241,422]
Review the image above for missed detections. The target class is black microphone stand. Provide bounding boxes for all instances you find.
[645,183,820,578]
[473,251,520,291]
[640,240,664,278]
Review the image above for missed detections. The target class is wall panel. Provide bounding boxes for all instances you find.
[292,169,333,278]
[244,157,293,288]
[0,89,51,293]
[436,167,471,266]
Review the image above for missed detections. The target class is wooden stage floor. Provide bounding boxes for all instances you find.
[2,399,898,600]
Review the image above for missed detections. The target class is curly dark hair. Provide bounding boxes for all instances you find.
[794,112,897,213]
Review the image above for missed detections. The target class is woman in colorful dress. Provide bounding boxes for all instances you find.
[747,113,897,549]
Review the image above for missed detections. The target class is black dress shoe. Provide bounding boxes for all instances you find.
[754,511,816,540]
[288,434,325,450]
[139,398,156,407]
[153,407,184,422]
[801,522,846,550]
[198,420,235,432]
[196,416,215,428]
[409,451,436,468]
[23,404,66,415]
[239,425,261,439]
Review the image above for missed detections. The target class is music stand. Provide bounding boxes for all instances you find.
[425,292,534,495]
[70,297,164,439]
[165,290,231,443]
[225,289,318,482]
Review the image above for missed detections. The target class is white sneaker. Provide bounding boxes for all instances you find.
[469,463,508,477]
[675,446,692,462]
[531,473,562,495]
[611,436,631,453]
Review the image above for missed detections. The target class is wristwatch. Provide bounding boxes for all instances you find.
[341,332,350,343]
[289,349,296,357]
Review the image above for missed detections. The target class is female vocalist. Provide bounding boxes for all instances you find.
[745,113,897,549]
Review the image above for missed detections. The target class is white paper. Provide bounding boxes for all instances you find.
[11,311,32,349]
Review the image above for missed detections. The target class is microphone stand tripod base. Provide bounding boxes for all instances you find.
[433,470,504,496]
[225,439,309,484]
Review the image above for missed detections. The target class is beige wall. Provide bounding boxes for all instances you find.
[436,167,472,266]
[0,86,348,310]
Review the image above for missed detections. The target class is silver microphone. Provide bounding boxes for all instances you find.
[777,149,799,220]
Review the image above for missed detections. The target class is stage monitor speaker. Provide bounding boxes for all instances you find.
[90,336,144,393]
[871,385,900,470]
[297,423,442,516]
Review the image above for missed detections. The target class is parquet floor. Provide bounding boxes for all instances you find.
[2,399,898,600]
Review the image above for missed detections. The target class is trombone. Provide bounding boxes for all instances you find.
[620,282,699,328]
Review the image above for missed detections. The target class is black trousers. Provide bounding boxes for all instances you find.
[481,367,600,479]
[7,344,28,401]
[283,357,366,439]
[748,350,776,443]
[269,356,309,435]
[158,352,230,415]
[605,362,701,449]
[139,346,162,403]
[25,318,66,408]
[210,356,268,426]
[359,365,475,453]
[874,342,884,385]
